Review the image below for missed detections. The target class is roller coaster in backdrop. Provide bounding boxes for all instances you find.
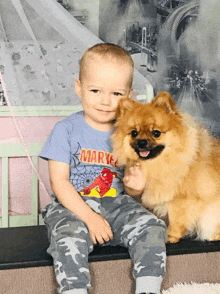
[123,0,220,136]
[125,1,200,72]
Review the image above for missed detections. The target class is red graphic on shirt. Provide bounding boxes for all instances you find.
[81,168,119,197]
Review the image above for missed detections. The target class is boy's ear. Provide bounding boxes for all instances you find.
[75,79,82,98]
[151,92,178,114]
[116,97,137,119]
[128,87,133,98]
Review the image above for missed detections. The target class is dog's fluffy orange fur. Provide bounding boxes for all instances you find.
[111,92,220,243]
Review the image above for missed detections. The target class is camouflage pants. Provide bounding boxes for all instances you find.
[42,194,166,294]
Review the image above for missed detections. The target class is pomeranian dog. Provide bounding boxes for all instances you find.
[111,92,220,243]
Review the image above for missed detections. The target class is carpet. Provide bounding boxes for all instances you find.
[162,282,220,294]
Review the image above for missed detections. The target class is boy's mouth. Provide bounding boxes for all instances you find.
[97,109,114,114]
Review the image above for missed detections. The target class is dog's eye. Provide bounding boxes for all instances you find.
[152,130,161,138]
[131,130,138,138]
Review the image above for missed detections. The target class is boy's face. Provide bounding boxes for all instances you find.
[75,55,133,131]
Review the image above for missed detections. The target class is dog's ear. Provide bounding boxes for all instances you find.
[115,97,138,118]
[151,92,178,114]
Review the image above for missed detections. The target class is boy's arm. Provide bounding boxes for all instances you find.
[123,163,145,197]
[48,159,113,244]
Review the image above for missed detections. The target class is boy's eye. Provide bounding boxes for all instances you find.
[91,89,99,93]
[113,92,123,96]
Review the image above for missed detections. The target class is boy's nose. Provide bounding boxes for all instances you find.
[101,94,111,105]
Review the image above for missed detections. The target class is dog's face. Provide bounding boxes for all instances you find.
[111,92,185,165]
[129,123,165,160]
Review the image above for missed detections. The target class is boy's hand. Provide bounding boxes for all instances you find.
[85,212,113,245]
[123,163,146,197]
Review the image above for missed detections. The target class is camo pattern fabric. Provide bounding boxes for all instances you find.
[42,194,167,293]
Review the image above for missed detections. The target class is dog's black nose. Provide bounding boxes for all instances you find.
[137,139,148,148]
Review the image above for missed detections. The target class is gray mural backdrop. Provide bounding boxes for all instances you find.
[0,0,148,108]
[99,0,220,137]
[1,0,220,137]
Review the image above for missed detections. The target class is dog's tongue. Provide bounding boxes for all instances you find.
[140,151,150,158]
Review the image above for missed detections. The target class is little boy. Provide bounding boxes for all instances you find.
[40,43,166,294]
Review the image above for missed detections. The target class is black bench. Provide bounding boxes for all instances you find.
[1,225,220,270]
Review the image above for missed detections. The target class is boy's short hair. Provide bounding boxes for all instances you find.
[79,43,134,86]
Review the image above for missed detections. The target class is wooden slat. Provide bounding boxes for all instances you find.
[0,215,44,227]
[0,142,44,157]
[5,215,37,227]
[2,157,9,228]
[31,156,38,226]
[38,214,44,225]
[0,105,82,117]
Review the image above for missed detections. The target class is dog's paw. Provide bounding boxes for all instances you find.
[166,236,180,243]
[166,225,185,243]
[166,232,181,243]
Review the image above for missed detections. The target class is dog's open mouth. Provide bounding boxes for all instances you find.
[139,151,150,158]
[135,145,165,160]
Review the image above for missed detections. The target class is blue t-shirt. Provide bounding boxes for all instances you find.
[40,111,124,198]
